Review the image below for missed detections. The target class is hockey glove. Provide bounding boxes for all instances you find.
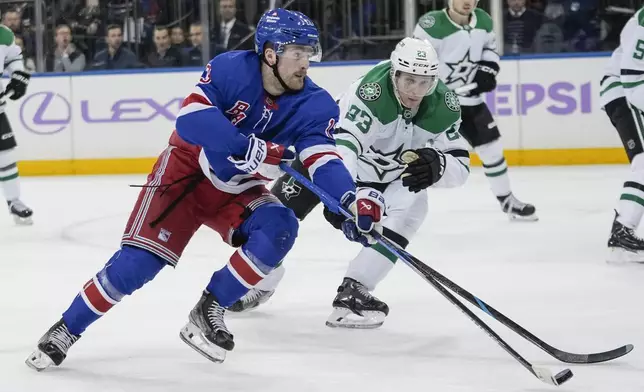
[471,61,499,95]
[323,205,345,230]
[229,134,295,180]
[339,187,385,246]
[6,70,30,100]
[401,148,446,192]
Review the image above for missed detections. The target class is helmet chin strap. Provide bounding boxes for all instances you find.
[262,55,295,94]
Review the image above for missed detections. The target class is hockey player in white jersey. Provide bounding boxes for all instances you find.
[601,7,644,263]
[412,0,537,221]
[0,24,32,224]
[255,38,470,328]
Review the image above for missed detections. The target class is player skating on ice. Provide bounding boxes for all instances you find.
[601,6,644,263]
[0,23,32,224]
[231,0,538,315]
[26,8,386,370]
[413,0,537,221]
[257,38,469,328]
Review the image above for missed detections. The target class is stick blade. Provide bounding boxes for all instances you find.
[554,344,634,364]
[532,366,573,386]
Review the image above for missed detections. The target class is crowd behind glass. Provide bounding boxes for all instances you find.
[5,0,638,73]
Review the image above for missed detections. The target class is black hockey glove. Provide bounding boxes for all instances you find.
[401,148,446,193]
[471,61,499,95]
[323,205,346,230]
[6,70,30,100]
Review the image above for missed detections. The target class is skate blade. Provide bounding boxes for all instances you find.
[325,307,386,329]
[179,321,227,363]
[607,247,644,264]
[13,215,33,225]
[508,213,539,222]
[25,348,55,372]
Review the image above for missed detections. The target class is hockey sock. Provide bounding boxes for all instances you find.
[617,154,644,228]
[255,263,285,291]
[62,246,165,336]
[345,247,395,292]
[207,205,296,307]
[475,139,512,198]
[207,248,265,307]
[0,149,20,202]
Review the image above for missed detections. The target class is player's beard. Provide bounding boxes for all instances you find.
[286,72,306,91]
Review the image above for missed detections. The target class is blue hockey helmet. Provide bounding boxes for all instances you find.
[255,8,322,62]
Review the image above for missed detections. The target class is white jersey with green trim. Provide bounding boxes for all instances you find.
[413,8,499,106]
[0,25,24,114]
[618,7,644,113]
[334,61,470,186]
[600,46,624,108]
[0,25,23,76]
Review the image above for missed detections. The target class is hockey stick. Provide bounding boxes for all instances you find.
[454,83,477,95]
[279,164,572,386]
[279,164,633,364]
[396,248,634,364]
[0,89,16,107]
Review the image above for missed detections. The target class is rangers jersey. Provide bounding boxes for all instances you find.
[174,50,354,200]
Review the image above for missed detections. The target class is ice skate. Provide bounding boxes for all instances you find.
[8,199,33,225]
[180,291,234,363]
[607,215,644,263]
[326,278,389,329]
[499,193,538,221]
[25,319,80,371]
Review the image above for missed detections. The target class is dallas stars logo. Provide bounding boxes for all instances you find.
[358,82,381,101]
[281,177,301,200]
[359,144,406,181]
[445,51,477,86]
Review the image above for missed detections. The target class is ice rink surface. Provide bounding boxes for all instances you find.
[2,165,644,392]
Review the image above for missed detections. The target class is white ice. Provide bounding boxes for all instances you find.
[1,165,644,392]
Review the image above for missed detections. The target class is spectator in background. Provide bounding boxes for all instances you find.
[146,26,182,68]
[3,9,21,33]
[14,35,35,73]
[562,0,601,52]
[212,0,254,54]
[183,22,211,67]
[529,0,546,14]
[3,9,32,54]
[504,0,543,54]
[46,24,86,72]
[532,2,566,53]
[89,25,140,70]
[170,26,188,50]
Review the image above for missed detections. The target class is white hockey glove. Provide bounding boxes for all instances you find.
[229,134,295,180]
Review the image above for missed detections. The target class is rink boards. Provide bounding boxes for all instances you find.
[9,53,626,176]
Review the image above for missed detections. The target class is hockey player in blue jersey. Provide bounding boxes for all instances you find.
[26,9,386,370]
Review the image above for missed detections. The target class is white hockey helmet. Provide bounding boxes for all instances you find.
[390,37,440,101]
